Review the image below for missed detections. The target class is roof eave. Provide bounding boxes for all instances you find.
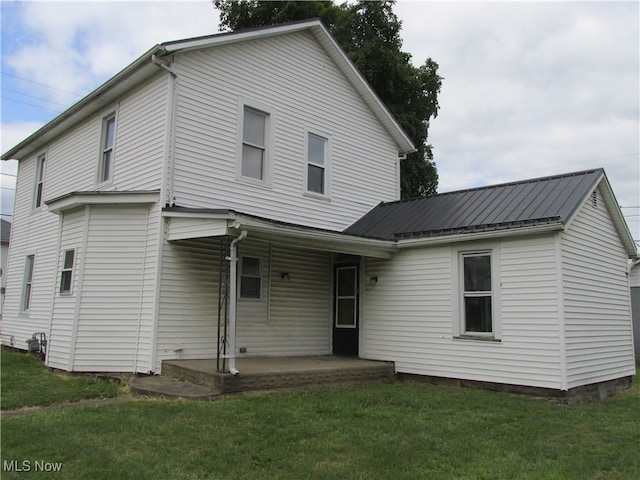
[395,222,565,248]
[1,45,166,161]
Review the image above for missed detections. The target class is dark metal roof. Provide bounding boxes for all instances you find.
[344,169,604,240]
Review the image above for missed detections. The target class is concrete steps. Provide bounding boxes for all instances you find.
[130,375,221,401]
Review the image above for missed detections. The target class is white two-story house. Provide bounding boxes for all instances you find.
[2,20,636,397]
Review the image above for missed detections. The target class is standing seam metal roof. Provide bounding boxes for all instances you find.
[344,169,604,240]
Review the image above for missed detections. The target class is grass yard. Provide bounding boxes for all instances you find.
[0,348,121,410]
[1,349,639,480]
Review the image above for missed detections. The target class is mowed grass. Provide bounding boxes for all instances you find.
[1,349,639,480]
[1,348,121,410]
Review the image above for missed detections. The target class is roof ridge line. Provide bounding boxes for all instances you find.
[378,168,604,207]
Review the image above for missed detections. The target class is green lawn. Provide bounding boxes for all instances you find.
[2,349,639,479]
[0,348,121,410]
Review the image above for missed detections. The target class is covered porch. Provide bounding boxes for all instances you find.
[156,207,394,374]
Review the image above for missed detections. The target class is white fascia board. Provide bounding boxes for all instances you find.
[2,46,164,161]
[598,176,638,259]
[46,191,160,214]
[162,20,325,53]
[163,210,393,258]
[232,214,394,259]
[395,222,565,249]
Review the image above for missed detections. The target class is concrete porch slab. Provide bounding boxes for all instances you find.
[161,356,395,394]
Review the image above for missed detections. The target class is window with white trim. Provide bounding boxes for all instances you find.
[99,114,116,183]
[240,256,261,299]
[59,249,75,294]
[22,255,35,311]
[34,154,46,208]
[241,107,268,181]
[460,251,494,336]
[306,133,328,195]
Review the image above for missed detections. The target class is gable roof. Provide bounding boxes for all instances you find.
[345,169,637,258]
[2,19,414,161]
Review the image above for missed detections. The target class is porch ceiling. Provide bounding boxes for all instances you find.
[162,207,394,258]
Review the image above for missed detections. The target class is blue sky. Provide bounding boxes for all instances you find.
[1,0,639,243]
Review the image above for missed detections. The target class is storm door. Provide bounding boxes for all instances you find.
[333,264,359,355]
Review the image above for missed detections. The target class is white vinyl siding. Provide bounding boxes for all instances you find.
[71,205,157,372]
[42,74,168,201]
[48,208,85,369]
[561,188,635,388]
[363,236,563,389]
[155,238,332,370]
[172,31,399,231]
[1,153,60,351]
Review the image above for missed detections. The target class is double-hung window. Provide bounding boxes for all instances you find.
[59,249,75,294]
[22,255,35,311]
[461,252,493,336]
[99,114,116,183]
[241,107,267,181]
[306,133,328,196]
[34,154,46,208]
[240,256,261,299]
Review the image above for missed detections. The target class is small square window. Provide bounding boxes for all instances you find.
[60,249,75,294]
[240,256,261,298]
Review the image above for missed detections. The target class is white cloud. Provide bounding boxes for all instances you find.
[395,0,639,239]
[5,1,219,105]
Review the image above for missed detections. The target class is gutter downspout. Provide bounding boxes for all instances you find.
[152,53,178,206]
[227,230,247,375]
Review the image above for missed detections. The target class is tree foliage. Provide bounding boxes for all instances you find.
[214,0,442,198]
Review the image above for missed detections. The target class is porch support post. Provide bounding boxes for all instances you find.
[227,230,247,375]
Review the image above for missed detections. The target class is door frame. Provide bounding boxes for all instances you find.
[332,261,360,356]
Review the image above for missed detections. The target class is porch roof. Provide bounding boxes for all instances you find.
[162,207,394,259]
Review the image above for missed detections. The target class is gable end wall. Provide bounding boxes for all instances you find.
[561,187,636,388]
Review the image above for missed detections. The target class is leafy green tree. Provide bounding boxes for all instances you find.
[215,0,442,198]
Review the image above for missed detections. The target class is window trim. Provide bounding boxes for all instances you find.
[34,154,46,209]
[21,255,35,312]
[304,130,331,199]
[452,243,502,341]
[59,249,76,295]
[98,113,117,185]
[239,255,262,299]
[236,98,274,187]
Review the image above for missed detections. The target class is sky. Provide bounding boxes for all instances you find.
[1,0,639,245]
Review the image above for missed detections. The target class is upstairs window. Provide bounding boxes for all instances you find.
[461,252,493,335]
[59,249,75,294]
[34,154,46,208]
[306,133,328,195]
[99,114,116,183]
[241,107,267,181]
